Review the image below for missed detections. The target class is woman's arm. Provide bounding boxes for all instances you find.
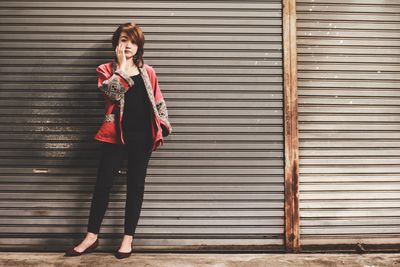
[96,65,134,102]
[151,69,172,137]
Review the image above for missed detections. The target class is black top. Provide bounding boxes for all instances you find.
[121,73,153,134]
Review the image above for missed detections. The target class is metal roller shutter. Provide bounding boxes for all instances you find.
[0,1,285,251]
[297,0,400,247]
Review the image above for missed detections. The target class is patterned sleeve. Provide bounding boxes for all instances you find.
[156,99,171,137]
[96,66,135,101]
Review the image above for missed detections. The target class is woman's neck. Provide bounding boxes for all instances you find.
[125,60,138,70]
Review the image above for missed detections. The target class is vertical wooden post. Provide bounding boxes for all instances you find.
[282,0,300,252]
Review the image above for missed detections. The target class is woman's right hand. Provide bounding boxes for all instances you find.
[115,43,127,71]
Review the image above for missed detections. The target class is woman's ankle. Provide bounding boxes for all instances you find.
[122,234,133,241]
[86,232,98,240]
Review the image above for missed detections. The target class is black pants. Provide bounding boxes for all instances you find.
[87,131,153,236]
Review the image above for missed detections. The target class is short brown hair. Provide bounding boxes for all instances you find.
[112,22,145,68]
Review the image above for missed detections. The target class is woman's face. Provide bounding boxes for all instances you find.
[119,32,138,59]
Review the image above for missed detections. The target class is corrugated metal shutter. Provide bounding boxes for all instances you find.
[297,0,400,246]
[0,1,285,251]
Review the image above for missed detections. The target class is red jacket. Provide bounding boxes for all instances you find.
[94,60,172,151]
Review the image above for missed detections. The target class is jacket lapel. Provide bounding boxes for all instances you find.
[140,66,160,118]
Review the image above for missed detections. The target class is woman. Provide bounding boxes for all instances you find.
[64,22,172,259]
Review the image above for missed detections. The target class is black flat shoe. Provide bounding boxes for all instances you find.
[64,239,99,257]
[114,248,132,259]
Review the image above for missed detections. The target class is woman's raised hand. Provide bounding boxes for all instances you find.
[115,43,127,71]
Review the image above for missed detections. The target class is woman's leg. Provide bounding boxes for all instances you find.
[70,142,124,253]
[87,142,125,234]
[124,132,153,237]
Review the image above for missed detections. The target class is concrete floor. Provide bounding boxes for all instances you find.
[0,252,399,267]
